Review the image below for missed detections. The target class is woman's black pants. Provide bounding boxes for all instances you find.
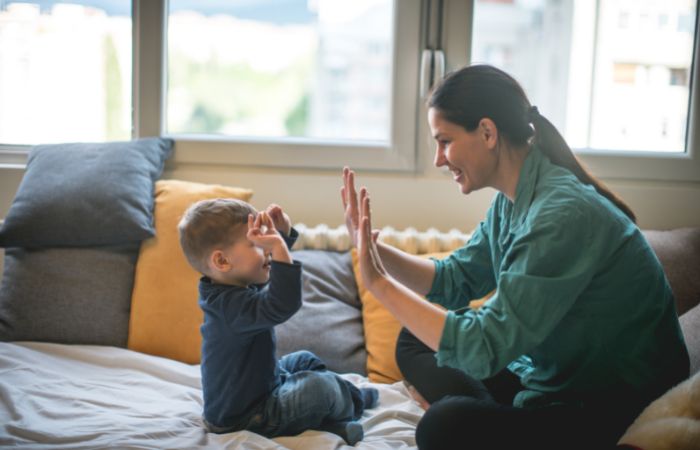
[395,327,647,450]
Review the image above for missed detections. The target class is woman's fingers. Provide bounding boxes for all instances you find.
[361,191,388,277]
[343,167,364,247]
[362,193,376,257]
[341,167,350,211]
[348,170,358,219]
[359,189,373,257]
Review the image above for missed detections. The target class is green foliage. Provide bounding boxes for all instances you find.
[285,92,309,136]
[168,51,313,136]
[188,103,224,133]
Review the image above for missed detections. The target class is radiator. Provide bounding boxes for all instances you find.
[292,223,472,254]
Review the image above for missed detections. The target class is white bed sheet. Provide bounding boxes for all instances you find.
[0,342,423,450]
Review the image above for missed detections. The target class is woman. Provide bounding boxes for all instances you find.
[341,64,689,450]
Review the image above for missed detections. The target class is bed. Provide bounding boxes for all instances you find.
[0,342,423,449]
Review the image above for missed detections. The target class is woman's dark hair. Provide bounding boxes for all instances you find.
[428,64,636,223]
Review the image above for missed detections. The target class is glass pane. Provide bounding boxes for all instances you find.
[472,0,697,153]
[166,0,394,142]
[0,1,132,145]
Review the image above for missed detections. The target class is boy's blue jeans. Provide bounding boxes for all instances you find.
[208,350,364,438]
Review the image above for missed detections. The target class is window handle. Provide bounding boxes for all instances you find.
[420,48,434,99]
[433,49,445,87]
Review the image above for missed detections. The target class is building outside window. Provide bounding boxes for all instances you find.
[472,0,697,153]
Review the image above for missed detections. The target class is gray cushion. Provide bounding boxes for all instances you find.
[0,138,173,248]
[276,250,367,375]
[643,228,700,316]
[680,303,700,376]
[0,245,139,346]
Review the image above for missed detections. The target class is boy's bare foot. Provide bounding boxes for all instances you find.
[403,381,430,410]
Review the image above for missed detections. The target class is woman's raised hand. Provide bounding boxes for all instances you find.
[341,167,360,247]
[358,186,388,293]
[341,167,380,247]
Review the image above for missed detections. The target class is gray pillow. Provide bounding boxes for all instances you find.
[0,138,173,248]
[680,304,700,376]
[276,250,367,375]
[0,245,139,346]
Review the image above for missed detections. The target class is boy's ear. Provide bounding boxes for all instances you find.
[209,250,231,272]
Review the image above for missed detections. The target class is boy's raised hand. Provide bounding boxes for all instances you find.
[247,211,292,263]
[265,204,292,237]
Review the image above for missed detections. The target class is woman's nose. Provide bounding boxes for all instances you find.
[434,147,446,167]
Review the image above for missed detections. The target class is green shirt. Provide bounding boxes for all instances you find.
[429,146,689,407]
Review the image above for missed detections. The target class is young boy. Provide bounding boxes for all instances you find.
[178,198,378,445]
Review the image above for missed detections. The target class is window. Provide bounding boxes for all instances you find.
[472,0,697,154]
[161,0,422,171]
[167,1,392,142]
[0,1,131,145]
[1,0,698,182]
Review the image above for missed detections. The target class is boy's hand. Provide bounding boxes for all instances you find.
[266,204,292,237]
[247,211,292,264]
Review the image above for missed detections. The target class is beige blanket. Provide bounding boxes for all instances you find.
[619,371,700,450]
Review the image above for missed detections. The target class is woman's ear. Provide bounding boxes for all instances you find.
[479,118,499,149]
[209,250,231,273]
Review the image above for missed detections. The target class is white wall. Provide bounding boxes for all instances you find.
[1,144,699,235]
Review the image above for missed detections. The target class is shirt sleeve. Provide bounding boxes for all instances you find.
[222,261,303,332]
[437,206,599,379]
[282,227,299,249]
[427,217,497,311]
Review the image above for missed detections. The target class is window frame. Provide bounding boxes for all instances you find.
[455,0,700,182]
[0,0,698,182]
[566,0,700,182]
[134,0,422,172]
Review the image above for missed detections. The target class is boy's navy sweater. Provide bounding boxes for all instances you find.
[198,231,301,428]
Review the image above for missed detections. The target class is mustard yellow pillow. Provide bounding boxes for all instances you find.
[351,248,451,383]
[127,179,253,364]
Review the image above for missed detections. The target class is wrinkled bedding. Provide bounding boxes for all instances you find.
[0,342,422,449]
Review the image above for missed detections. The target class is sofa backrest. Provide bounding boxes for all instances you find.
[643,227,700,376]
[643,228,700,316]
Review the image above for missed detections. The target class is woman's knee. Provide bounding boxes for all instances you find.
[415,396,524,450]
[415,397,472,450]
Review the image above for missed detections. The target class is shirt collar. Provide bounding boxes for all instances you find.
[510,145,544,229]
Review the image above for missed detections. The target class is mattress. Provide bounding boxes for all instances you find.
[0,342,423,449]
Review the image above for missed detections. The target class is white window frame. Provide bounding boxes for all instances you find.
[458,0,700,182]
[134,0,422,172]
[565,1,700,182]
[1,0,699,182]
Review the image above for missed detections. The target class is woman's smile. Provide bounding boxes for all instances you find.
[451,168,464,182]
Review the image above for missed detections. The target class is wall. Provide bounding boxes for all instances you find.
[1,146,699,235]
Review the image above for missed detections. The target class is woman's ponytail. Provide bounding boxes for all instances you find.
[529,108,637,223]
